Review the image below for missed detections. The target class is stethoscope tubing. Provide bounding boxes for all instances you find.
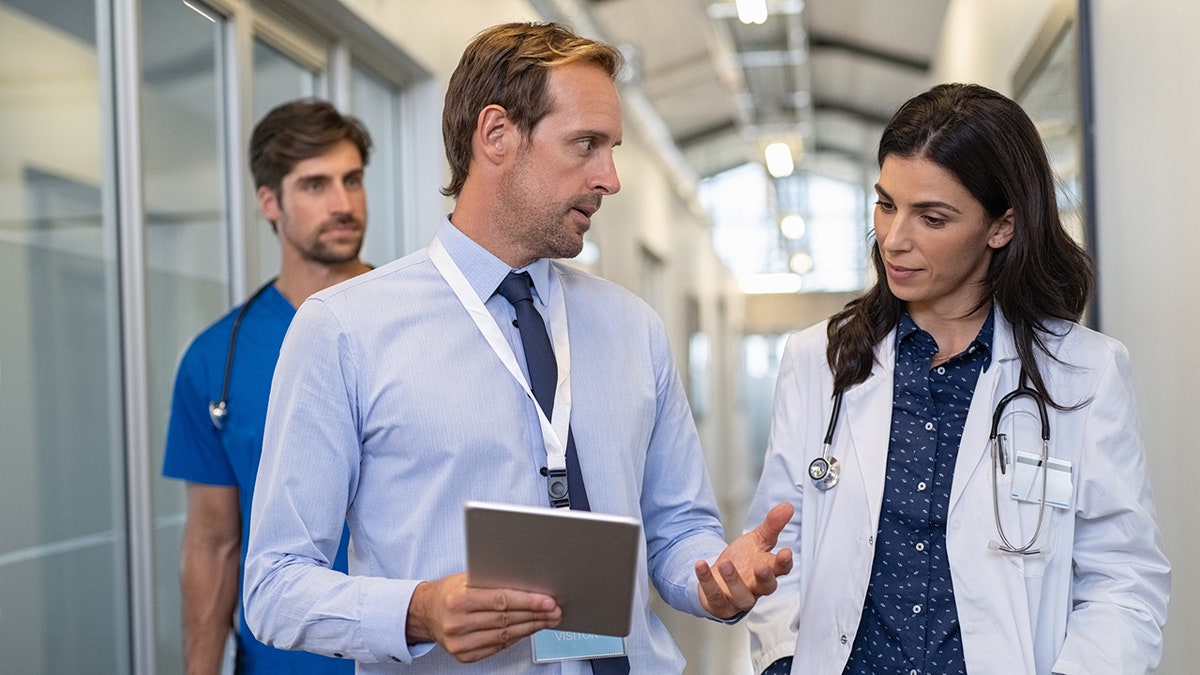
[208,277,278,430]
[812,368,1052,555]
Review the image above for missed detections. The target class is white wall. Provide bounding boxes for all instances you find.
[935,1,1199,671]
[1091,4,1199,672]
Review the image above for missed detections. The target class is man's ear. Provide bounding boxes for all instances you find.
[476,104,513,166]
[989,208,1015,249]
[257,184,280,224]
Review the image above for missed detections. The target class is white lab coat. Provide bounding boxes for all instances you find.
[745,311,1170,675]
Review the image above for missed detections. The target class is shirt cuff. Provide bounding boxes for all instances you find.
[359,577,426,663]
[707,609,747,625]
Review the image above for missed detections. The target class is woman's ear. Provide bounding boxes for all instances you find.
[989,208,1015,248]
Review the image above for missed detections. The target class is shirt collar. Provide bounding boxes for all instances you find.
[436,218,553,309]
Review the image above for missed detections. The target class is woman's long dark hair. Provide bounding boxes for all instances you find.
[826,83,1093,407]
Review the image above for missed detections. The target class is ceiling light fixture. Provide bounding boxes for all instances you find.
[735,0,768,25]
[789,251,814,275]
[780,213,806,239]
[764,142,794,177]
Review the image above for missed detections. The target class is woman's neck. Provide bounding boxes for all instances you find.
[908,300,991,365]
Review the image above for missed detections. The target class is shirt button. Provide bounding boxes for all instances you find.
[910,670,919,675]
[913,604,922,614]
[840,634,848,644]
[924,421,934,431]
[917,481,927,491]
[936,366,946,374]
[915,542,925,552]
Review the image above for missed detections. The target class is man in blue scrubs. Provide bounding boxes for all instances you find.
[163,99,373,674]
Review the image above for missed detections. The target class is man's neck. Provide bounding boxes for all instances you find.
[274,259,371,308]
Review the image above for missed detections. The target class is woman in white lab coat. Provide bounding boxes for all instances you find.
[746,83,1170,675]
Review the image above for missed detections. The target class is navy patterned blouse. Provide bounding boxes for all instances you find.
[842,309,994,675]
[761,311,994,675]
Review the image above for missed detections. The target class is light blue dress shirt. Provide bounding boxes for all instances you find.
[245,220,729,673]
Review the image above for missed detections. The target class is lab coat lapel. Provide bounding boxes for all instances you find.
[949,310,1020,513]
[843,333,896,525]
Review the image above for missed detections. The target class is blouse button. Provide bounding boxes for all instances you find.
[924,422,934,431]
[915,542,925,552]
[917,481,927,491]
[913,604,922,614]
[936,366,946,375]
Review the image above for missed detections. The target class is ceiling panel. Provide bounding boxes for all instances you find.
[580,0,949,182]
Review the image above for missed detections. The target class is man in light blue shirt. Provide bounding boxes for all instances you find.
[244,22,793,673]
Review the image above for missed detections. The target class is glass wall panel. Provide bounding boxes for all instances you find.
[350,62,401,264]
[251,39,318,285]
[0,0,128,671]
[141,0,228,672]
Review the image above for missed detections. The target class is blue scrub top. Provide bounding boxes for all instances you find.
[164,284,353,674]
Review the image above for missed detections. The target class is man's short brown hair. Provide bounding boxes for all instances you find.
[249,98,372,196]
[440,22,623,198]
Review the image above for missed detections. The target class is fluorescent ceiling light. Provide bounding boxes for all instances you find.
[764,142,794,177]
[789,251,814,275]
[780,213,806,239]
[736,0,768,25]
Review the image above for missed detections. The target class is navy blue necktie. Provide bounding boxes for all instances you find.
[495,271,631,675]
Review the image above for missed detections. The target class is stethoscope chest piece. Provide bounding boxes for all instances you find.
[809,454,840,490]
[205,277,278,431]
[810,391,845,490]
[208,401,228,430]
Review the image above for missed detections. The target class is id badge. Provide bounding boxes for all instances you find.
[1010,451,1073,509]
[531,629,626,663]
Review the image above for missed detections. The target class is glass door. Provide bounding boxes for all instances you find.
[0,0,128,671]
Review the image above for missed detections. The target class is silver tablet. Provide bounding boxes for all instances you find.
[464,501,642,637]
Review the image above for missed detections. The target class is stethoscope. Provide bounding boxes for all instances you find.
[809,369,1052,556]
[207,277,278,430]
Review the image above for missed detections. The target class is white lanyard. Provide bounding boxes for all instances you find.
[428,234,573,483]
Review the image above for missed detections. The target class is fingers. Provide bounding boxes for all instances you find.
[444,589,561,662]
[696,558,757,620]
[755,502,795,547]
[695,559,729,617]
[440,602,562,663]
[413,574,561,663]
[773,545,794,577]
[694,505,796,620]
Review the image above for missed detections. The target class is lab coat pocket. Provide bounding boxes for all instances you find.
[995,474,1063,579]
